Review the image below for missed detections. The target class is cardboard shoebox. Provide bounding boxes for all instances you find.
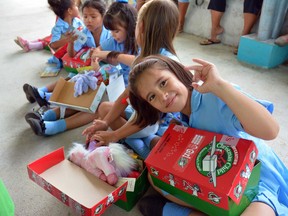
[145,124,261,216]
[62,47,91,73]
[49,75,125,114]
[27,147,150,215]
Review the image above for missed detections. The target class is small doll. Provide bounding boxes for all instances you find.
[68,142,137,185]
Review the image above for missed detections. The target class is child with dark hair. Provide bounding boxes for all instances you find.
[90,1,138,86]
[23,0,109,108]
[128,54,287,216]
[83,0,180,160]
[67,0,109,57]
[24,0,139,137]
[15,0,84,53]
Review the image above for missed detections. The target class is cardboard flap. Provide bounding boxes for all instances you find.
[50,78,98,107]
[106,75,125,102]
[228,143,258,204]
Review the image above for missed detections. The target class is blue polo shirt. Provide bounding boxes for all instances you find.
[51,17,84,43]
[74,26,111,52]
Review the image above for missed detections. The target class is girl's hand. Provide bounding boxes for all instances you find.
[91,57,100,71]
[185,58,225,94]
[82,120,108,143]
[65,31,78,43]
[90,130,119,146]
[92,50,110,60]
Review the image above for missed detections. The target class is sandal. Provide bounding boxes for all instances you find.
[200,39,221,46]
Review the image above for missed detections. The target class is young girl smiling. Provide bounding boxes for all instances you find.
[128,55,287,216]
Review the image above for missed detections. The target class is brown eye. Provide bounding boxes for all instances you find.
[148,94,155,102]
[160,80,166,88]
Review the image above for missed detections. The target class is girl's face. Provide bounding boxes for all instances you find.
[70,3,80,18]
[82,7,103,32]
[137,67,189,113]
[110,25,127,43]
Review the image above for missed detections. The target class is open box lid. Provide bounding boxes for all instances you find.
[27,148,128,215]
[49,75,125,114]
[145,124,258,209]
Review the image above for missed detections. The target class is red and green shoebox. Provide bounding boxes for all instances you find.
[27,147,149,215]
[145,124,261,216]
[62,47,92,73]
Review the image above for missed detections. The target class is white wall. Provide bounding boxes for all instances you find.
[184,0,256,46]
[184,0,288,46]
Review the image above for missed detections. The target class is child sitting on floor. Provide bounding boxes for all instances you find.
[83,0,180,159]
[128,55,287,216]
[24,1,138,137]
[23,0,109,107]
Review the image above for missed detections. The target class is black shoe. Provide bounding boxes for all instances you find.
[25,111,42,122]
[27,85,50,107]
[26,118,46,136]
[138,194,168,216]
[23,83,35,103]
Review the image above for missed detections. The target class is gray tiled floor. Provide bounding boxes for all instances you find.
[1,0,287,215]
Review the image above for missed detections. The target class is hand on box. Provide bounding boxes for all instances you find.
[91,56,100,71]
[82,119,109,144]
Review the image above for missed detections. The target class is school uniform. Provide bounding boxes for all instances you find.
[100,37,132,86]
[125,48,181,158]
[179,87,288,215]
[51,17,84,43]
[73,26,110,52]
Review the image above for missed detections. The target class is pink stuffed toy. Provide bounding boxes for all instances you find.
[68,143,136,185]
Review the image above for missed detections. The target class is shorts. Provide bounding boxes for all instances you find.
[243,0,263,15]
[208,0,226,12]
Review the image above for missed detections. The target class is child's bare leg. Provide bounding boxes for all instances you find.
[98,101,127,130]
[65,111,98,130]
[52,107,79,119]
[147,174,207,215]
[150,136,161,149]
[241,202,275,216]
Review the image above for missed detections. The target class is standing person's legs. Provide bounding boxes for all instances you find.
[200,0,226,45]
[242,0,263,35]
[234,0,263,54]
[178,0,190,33]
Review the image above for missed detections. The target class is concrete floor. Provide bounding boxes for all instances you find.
[1,0,288,215]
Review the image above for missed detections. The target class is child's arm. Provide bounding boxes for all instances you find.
[116,53,136,67]
[82,89,130,143]
[92,50,136,67]
[90,121,143,146]
[188,58,279,140]
[49,37,69,50]
[66,31,78,57]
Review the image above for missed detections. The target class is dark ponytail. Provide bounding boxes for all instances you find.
[48,0,73,20]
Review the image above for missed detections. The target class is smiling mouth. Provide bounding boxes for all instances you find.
[166,95,175,108]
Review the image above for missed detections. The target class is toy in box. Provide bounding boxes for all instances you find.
[145,124,261,216]
[27,147,150,215]
[49,74,125,115]
[62,47,92,73]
